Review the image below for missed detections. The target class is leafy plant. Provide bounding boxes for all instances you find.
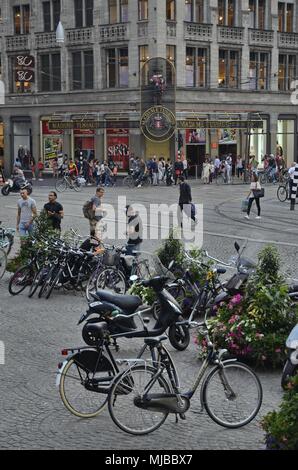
[6,211,58,272]
[262,374,298,450]
[156,228,184,269]
[128,283,156,305]
[197,245,298,367]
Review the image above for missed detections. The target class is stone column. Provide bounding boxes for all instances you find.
[210,1,219,89]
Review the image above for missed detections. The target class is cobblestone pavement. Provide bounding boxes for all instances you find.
[0,181,296,450]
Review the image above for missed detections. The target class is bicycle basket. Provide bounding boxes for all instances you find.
[103,249,120,267]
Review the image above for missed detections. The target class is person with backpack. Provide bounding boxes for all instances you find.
[83,187,106,236]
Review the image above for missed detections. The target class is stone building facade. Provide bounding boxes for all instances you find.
[0,0,298,174]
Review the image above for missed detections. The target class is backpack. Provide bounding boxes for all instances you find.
[82,200,94,219]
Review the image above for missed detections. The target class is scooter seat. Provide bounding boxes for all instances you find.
[94,289,142,314]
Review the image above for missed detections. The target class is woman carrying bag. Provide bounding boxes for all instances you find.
[245,173,264,220]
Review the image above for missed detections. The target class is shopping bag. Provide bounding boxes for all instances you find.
[241,199,249,212]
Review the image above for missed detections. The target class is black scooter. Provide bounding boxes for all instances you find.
[1,176,32,196]
[78,276,190,351]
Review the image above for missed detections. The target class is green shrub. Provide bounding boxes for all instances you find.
[262,375,298,450]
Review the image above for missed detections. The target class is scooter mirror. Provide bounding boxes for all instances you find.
[234,242,240,252]
[130,275,138,283]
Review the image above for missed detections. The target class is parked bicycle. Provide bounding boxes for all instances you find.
[107,312,263,435]
[0,222,15,255]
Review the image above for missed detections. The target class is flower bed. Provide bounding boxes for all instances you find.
[197,246,298,367]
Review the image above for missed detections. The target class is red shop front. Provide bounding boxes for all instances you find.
[107,128,130,170]
[74,128,95,160]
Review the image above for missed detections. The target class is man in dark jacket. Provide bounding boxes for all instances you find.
[178,176,196,225]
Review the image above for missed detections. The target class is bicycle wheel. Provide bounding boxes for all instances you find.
[28,267,48,298]
[8,265,33,295]
[0,247,7,280]
[44,267,62,299]
[108,365,171,435]
[202,361,263,428]
[38,265,58,298]
[96,268,126,294]
[1,232,14,255]
[277,185,288,203]
[55,179,67,192]
[59,355,113,418]
[86,269,102,302]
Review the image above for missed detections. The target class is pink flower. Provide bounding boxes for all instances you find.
[262,355,267,361]
[275,348,281,353]
[230,294,243,305]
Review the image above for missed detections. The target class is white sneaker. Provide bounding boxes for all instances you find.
[137,184,142,188]
[255,216,261,219]
[245,215,250,220]
[38,178,43,181]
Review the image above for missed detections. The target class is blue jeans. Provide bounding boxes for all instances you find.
[19,222,33,237]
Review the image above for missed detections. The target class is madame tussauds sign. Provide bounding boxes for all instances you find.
[140,105,176,142]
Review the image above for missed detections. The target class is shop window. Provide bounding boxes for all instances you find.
[106,47,129,88]
[13,4,30,35]
[218,0,235,26]
[109,0,128,24]
[43,1,60,32]
[218,49,239,88]
[39,53,61,92]
[249,51,269,90]
[13,121,31,167]
[185,0,204,22]
[278,2,294,32]
[249,119,268,164]
[277,119,295,165]
[279,54,296,91]
[138,0,148,21]
[42,121,64,170]
[74,0,93,28]
[166,0,176,21]
[72,50,94,90]
[186,46,207,87]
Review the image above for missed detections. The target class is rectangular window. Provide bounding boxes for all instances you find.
[53,0,61,29]
[186,46,207,87]
[119,47,128,86]
[139,45,149,83]
[109,0,117,24]
[249,51,269,90]
[278,2,285,31]
[107,47,129,88]
[84,50,94,88]
[185,0,192,22]
[218,0,235,26]
[74,0,83,28]
[72,51,82,89]
[13,6,21,34]
[258,0,265,30]
[166,45,176,83]
[11,56,32,93]
[43,2,51,32]
[120,0,128,22]
[218,49,239,88]
[40,53,61,92]
[166,0,176,21]
[86,0,94,26]
[43,1,60,32]
[107,49,116,87]
[72,50,94,89]
[286,3,293,32]
[279,54,296,91]
[138,0,148,20]
[195,0,204,23]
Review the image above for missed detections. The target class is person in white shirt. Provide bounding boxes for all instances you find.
[288,162,296,200]
[245,173,262,220]
[214,157,221,178]
[182,158,188,179]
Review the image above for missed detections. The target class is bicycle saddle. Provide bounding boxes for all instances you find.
[94,290,142,314]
